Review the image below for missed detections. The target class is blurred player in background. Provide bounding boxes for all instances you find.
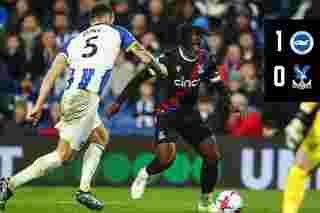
[107,22,230,213]
[283,102,319,213]
[0,4,166,211]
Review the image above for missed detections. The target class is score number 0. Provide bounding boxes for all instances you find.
[274,66,285,87]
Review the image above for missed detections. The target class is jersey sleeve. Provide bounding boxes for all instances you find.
[112,25,137,51]
[60,37,74,59]
[199,51,218,82]
[157,51,171,67]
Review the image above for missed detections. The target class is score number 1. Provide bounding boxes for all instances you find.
[276,30,282,52]
[274,66,285,87]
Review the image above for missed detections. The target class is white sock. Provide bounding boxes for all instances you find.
[140,167,149,179]
[80,143,104,192]
[9,152,62,190]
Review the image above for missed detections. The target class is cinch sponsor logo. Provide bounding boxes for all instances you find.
[174,77,200,88]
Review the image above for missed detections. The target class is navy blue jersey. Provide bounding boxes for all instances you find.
[156,47,215,111]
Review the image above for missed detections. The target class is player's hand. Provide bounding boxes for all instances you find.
[158,63,168,77]
[26,106,43,126]
[285,118,305,150]
[106,102,120,119]
[148,63,168,79]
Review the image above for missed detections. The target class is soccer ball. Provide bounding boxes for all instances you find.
[215,190,243,213]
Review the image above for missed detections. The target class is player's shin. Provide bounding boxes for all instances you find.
[200,159,219,205]
[9,151,62,190]
[145,157,174,175]
[79,143,105,192]
[283,166,308,213]
[146,143,176,175]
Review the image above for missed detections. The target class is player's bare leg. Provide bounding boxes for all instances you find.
[76,125,109,210]
[0,139,75,210]
[131,143,176,199]
[194,136,220,213]
[282,146,316,213]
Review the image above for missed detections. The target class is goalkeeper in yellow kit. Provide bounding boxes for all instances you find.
[283,102,320,213]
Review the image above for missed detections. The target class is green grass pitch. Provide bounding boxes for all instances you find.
[4,187,319,212]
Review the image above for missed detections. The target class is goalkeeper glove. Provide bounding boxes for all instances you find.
[285,118,305,150]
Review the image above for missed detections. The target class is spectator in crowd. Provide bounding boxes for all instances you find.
[219,44,241,83]
[13,100,28,125]
[239,61,262,107]
[205,0,230,19]
[183,0,197,22]
[52,0,69,14]
[239,61,257,90]
[19,13,41,79]
[52,12,78,48]
[239,32,255,61]
[130,13,147,39]
[1,33,26,81]
[112,0,131,29]
[225,92,262,138]
[140,32,160,54]
[42,0,71,27]
[0,56,15,95]
[135,81,155,128]
[238,13,251,33]
[207,31,225,65]
[79,0,96,31]
[8,0,30,32]
[146,0,169,46]
[31,30,58,80]
[2,100,31,134]
[228,70,242,93]
[239,31,262,70]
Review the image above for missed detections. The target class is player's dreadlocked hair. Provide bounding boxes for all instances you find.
[177,23,193,50]
[176,22,206,50]
[90,4,114,21]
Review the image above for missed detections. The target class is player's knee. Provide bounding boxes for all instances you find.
[90,126,109,147]
[56,142,75,162]
[159,154,176,167]
[200,136,220,161]
[203,158,219,168]
[57,149,74,162]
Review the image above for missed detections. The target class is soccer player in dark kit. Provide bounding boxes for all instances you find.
[107,22,229,213]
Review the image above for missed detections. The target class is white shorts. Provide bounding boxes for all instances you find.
[55,89,102,151]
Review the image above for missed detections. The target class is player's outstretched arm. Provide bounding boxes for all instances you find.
[285,102,318,149]
[128,42,167,78]
[27,53,67,124]
[35,53,67,109]
[106,69,154,119]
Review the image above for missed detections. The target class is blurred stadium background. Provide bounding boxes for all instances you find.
[0,0,319,198]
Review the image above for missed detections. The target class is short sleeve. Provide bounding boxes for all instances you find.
[199,51,210,80]
[61,38,73,58]
[112,25,137,51]
[157,52,171,67]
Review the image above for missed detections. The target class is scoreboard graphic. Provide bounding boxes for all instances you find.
[265,20,320,102]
